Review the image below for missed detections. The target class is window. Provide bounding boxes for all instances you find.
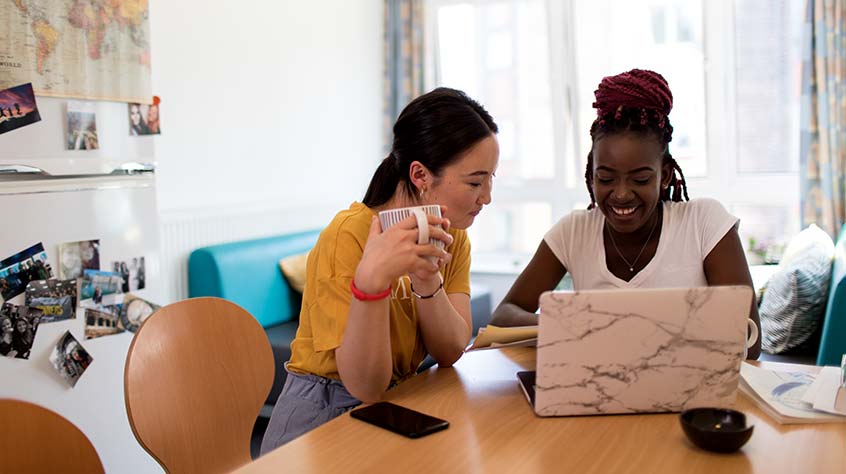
[425,0,802,269]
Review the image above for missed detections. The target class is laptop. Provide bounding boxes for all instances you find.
[518,286,753,417]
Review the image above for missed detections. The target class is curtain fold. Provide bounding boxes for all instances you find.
[383,0,426,152]
[800,0,846,238]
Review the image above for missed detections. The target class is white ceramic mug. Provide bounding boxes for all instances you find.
[743,318,759,359]
[377,205,444,249]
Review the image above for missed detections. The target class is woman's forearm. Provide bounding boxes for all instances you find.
[416,291,472,367]
[336,297,393,402]
[490,302,539,328]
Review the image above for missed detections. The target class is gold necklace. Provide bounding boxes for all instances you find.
[605,212,659,273]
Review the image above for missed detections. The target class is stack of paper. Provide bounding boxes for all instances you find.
[801,366,846,415]
[466,325,537,351]
[739,363,846,424]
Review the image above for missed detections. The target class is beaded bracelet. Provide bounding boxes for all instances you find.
[410,280,444,299]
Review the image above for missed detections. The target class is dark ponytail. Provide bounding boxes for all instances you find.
[363,87,498,207]
[363,153,402,207]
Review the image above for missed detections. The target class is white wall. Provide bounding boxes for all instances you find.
[151,0,384,305]
[151,0,381,215]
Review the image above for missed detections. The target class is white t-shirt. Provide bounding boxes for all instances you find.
[543,198,738,290]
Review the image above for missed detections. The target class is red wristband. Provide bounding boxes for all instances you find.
[350,279,391,301]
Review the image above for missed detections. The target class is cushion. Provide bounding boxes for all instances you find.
[279,251,309,293]
[759,224,835,354]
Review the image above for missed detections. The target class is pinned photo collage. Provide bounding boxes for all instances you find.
[0,239,159,387]
[1,83,161,147]
[79,269,159,339]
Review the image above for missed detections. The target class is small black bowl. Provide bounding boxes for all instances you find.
[680,408,754,453]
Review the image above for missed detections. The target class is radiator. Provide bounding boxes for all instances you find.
[158,202,336,304]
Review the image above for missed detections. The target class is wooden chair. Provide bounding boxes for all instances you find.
[0,399,104,473]
[124,297,275,474]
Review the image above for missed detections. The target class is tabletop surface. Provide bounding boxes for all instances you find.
[235,348,846,474]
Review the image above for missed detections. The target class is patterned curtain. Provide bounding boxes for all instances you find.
[800,0,846,238]
[383,0,426,152]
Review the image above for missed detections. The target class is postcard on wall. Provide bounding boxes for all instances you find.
[78,270,123,309]
[84,306,124,340]
[66,101,99,150]
[25,279,77,323]
[0,303,43,360]
[111,256,146,293]
[0,83,41,136]
[50,331,93,387]
[128,96,160,135]
[58,240,100,280]
[119,294,160,333]
[0,242,54,301]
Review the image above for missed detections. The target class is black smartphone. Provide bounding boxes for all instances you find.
[350,401,449,438]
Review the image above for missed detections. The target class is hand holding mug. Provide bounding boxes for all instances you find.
[354,205,452,294]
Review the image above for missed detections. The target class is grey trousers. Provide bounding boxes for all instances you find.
[259,364,361,456]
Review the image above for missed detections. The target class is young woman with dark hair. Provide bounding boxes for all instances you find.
[261,87,499,453]
[0,316,14,357]
[489,69,761,360]
[11,317,33,359]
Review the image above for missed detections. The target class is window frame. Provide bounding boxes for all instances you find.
[423,0,800,271]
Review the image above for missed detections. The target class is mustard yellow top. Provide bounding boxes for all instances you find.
[287,202,472,383]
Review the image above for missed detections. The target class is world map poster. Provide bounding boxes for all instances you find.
[0,0,152,103]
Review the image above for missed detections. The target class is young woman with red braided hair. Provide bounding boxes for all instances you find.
[489,69,760,359]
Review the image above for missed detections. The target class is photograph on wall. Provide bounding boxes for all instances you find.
[79,270,123,309]
[50,331,93,387]
[25,279,77,323]
[0,303,43,359]
[118,294,160,333]
[65,101,99,150]
[128,97,160,135]
[111,256,146,292]
[84,306,123,340]
[58,239,100,280]
[1,1,152,102]
[0,242,54,300]
[0,82,41,136]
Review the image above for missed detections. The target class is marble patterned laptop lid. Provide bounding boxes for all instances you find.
[534,286,752,417]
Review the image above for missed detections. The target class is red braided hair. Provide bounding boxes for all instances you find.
[593,69,673,123]
[585,69,689,208]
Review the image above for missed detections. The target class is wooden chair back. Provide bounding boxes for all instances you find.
[0,399,104,473]
[124,297,274,474]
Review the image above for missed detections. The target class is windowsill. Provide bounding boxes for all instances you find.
[470,254,531,275]
[471,256,780,291]
[749,263,780,293]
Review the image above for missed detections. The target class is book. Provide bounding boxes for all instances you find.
[739,362,846,424]
[466,325,537,351]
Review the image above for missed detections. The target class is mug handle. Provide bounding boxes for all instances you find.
[744,319,759,359]
[412,208,429,245]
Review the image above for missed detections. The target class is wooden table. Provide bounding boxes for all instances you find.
[235,348,846,474]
